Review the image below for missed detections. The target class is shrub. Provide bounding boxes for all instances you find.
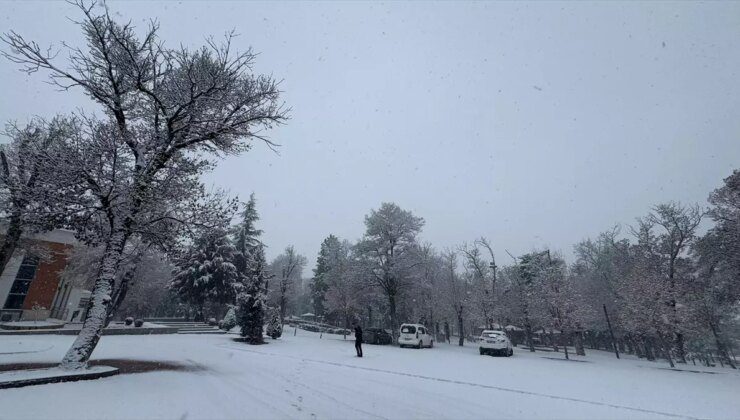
[134,319,144,327]
[124,317,134,326]
[221,307,237,331]
[208,317,217,326]
[266,308,282,339]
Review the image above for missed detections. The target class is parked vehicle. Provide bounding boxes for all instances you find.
[363,327,393,345]
[398,323,434,348]
[478,330,513,356]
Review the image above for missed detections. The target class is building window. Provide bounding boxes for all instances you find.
[3,256,39,310]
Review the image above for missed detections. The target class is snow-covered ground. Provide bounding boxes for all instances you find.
[1,330,738,419]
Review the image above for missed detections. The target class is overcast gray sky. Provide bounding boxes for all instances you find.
[1,1,739,272]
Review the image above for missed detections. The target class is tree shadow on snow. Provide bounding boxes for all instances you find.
[231,337,270,345]
[541,356,590,363]
[0,359,209,374]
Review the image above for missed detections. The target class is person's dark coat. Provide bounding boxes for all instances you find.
[353,325,363,357]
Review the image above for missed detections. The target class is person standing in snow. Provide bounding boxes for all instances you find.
[353,322,363,357]
[444,321,451,344]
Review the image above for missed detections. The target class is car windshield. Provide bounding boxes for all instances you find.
[401,326,416,334]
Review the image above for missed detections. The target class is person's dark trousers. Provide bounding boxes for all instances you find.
[355,340,363,357]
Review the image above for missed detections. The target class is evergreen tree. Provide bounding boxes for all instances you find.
[170,228,239,319]
[233,193,263,265]
[237,244,270,344]
[232,195,270,343]
[266,307,283,339]
[310,235,340,318]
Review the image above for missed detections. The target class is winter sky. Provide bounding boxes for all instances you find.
[1,1,739,272]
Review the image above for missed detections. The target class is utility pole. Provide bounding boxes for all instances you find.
[603,304,620,359]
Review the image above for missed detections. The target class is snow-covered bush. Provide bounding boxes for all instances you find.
[221,307,237,331]
[208,318,217,326]
[134,319,144,327]
[266,308,282,339]
[300,324,321,333]
[124,317,134,326]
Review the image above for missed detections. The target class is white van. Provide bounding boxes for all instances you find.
[398,323,434,348]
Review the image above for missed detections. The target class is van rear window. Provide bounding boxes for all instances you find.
[401,326,416,334]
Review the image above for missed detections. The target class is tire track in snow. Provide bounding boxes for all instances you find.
[217,343,698,420]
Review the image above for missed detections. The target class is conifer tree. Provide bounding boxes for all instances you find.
[238,244,269,344]
[266,307,283,339]
[170,228,239,320]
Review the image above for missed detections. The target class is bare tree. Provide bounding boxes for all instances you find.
[269,245,307,323]
[356,202,424,337]
[441,250,469,346]
[0,119,69,275]
[2,2,287,369]
[642,202,703,363]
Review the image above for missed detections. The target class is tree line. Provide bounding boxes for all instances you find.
[300,182,738,368]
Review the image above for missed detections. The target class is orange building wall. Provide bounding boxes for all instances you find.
[22,241,73,310]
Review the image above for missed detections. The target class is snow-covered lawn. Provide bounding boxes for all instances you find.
[1,330,738,419]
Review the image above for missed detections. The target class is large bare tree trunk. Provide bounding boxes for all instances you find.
[710,321,737,369]
[524,319,535,352]
[388,292,398,339]
[574,331,586,356]
[60,231,126,370]
[656,331,675,368]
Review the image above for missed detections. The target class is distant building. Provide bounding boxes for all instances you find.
[0,229,89,323]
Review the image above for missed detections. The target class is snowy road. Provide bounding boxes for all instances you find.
[1,331,738,419]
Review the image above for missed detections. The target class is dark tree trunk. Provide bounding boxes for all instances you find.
[644,337,655,361]
[524,319,535,352]
[709,321,736,369]
[550,330,559,352]
[656,331,675,368]
[674,332,687,364]
[574,331,586,356]
[104,255,141,328]
[388,292,398,339]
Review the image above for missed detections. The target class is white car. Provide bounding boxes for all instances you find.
[478,330,513,356]
[398,323,434,348]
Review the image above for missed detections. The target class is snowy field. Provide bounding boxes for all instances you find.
[1,330,738,420]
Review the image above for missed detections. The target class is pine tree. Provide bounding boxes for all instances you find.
[231,195,270,343]
[266,307,283,339]
[233,194,263,266]
[237,244,269,344]
[170,228,240,319]
[310,235,340,318]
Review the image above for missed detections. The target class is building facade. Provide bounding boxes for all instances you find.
[0,229,89,323]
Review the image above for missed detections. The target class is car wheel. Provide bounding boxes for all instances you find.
[479,347,485,355]
[508,348,513,357]
[416,341,422,349]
